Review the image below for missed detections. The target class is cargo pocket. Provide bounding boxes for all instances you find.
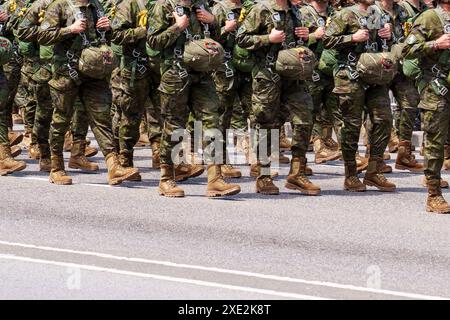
[159,67,189,95]
[332,68,360,94]
[418,84,443,112]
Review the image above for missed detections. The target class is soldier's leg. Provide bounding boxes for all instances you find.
[323,80,342,148]
[110,68,121,152]
[18,68,38,157]
[235,75,253,162]
[363,85,396,191]
[3,60,22,129]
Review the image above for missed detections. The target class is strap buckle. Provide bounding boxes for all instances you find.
[312,70,320,82]
[347,65,359,80]
[224,50,232,60]
[176,61,188,79]
[224,62,234,78]
[68,67,79,80]
[268,68,280,82]
[174,48,183,59]
[137,64,147,75]
[434,78,448,96]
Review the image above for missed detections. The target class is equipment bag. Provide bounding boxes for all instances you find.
[318,48,337,76]
[183,38,225,72]
[275,46,317,80]
[0,36,13,66]
[356,51,397,85]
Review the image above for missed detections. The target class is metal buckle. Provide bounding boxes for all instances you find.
[80,33,90,46]
[266,54,275,66]
[297,39,304,46]
[224,50,232,59]
[287,41,296,49]
[434,79,448,96]
[312,70,320,82]
[347,52,356,62]
[179,68,188,78]
[68,68,79,80]
[174,48,183,59]
[371,42,378,52]
[132,49,141,58]
[203,31,210,38]
[224,62,234,78]
[347,66,359,80]
[268,68,280,82]
[193,34,201,40]
[431,65,441,76]
[137,64,147,74]
[382,40,389,51]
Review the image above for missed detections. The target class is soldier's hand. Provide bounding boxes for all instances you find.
[269,28,286,43]
[224,19,237,33]
[96,16,111,31]
[435,34,450,50]
[351,29,369,42]
[69,19,87,34]
[312,26,325,40]
[196,8,214,24]
[295,27,309,40]
[378,23,392,40]
[173,11,189,30]
[0,11,8,23]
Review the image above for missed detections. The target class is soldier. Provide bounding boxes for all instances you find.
[38,0,140,185]
[323,0,397,192]
[402,0,450,213]
[236,0,321,195]
[147,0,241,197]
[0,6,26,174]
[300,0,342,164]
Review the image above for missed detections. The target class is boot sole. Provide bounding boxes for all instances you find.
[250,172,279,178]
[39,167,51,172]
[223,172,242,179]
[395,164,423,173]
[109,171,140,185]
[49,177,72,185]
[285,182,321,196]
[4,163,27,174]
[256,187,279,195]
[344,185,367,192]
[68,163,99,172]
[426,206,450,214]
[206,186,241,197]
[363,180,396,192]
[315,153,341,164]
[158,188,185,197]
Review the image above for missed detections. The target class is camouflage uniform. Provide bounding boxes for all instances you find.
[323,4,395,190]
[236,0,321,195]
[402,4,450,211]
[0,68,9,146]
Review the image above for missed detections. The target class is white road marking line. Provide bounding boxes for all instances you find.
[0,240,447,300]
[0,254,328,300]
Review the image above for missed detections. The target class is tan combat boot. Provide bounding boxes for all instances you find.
[206,165,241,197]
[0,144,26,175]
[422,176,449,189]
[151,139,160,169]
[69,140,99,172]
[136,121,150,147]
[39,144,51,172]
[250,163,278,178]
[305,165,313,176]
[363,157,396,192]
[159,164,185,197]
[221,164,242,178]
[85,145,98,158]
[280,127,291,151]
[426,179,450,214]
[118,150,141,181]
[344,161,366,192]
[8,130,23,147]
[388,130,399,153]
[28,143,40,159]
[11,145,22,158]
[174,163,205,181]
[395,141,423,173]
[49,155,72,185]
[105,152,140,185]
[256,175,279,195]
[63,131,73,152]
[285,157,321,195]
[322,125,339,151]
[12,113,23,124]
[356,152,368,173]
[275,152,290,164]
[313,137,340,164]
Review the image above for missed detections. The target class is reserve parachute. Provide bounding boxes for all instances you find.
[356,52,397,85]
[275,46,317,80]
[78,44,117,80]
[182,38,225,72]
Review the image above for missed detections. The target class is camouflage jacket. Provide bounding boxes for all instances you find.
[369,1,403,45]
[0,0,29,39]
[111,0,147,58]
[299,3,332,57]
[323,4,383,62]
[235,0,298,64]
[397,0,428,38]
[37,0,112,62]
[16,0,54,43]
[402,6,450,72]
[212,0,241,51]
[146,0,218,61]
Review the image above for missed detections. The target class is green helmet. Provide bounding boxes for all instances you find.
[275,46,317,80]
[0,36,13,66]
[183,38,225,72]
[356,52,397,85]
[78,44,118,80]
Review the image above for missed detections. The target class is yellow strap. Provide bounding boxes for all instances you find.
[137,9,148,28]
[238,8,246,23]
[9,0,17,13]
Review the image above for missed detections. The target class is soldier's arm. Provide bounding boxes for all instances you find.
[235,6,270,50]
[146,2,182,51]
[300,7,318,46]
[37,1,73,45]
[402,11,440,59]
[111,0,146,45]
[322,10,354,49]
[16,1,42,42]
[212,4,228,44]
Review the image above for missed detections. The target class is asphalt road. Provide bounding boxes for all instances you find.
[1,129,449,300]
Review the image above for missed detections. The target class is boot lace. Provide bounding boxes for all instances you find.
[347,176,361,185]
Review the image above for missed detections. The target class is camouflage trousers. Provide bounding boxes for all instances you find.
[3,58,22,128]
[252,67,313,164]
[309,73,342,141]
[419,81,450,181]
[159,67,221,165]
[391,74,420,142]
[333,69,392,163]
[213,67,252,161]
[0,69,9,146]
[48,73,115,157]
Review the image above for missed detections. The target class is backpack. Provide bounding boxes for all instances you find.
[182,38,225,72]
[275,46,317,80]
[0,36,13,66]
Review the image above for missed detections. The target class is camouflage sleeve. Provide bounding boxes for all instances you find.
[322,9,354,49]
[37,0,73,45]
[146,1,182,51]
[212,3,228,44]
[299,7,318,46]
[402,10,440,59]
[16,0,42,42]
[235,5,271,50]
[111,0,146,45]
